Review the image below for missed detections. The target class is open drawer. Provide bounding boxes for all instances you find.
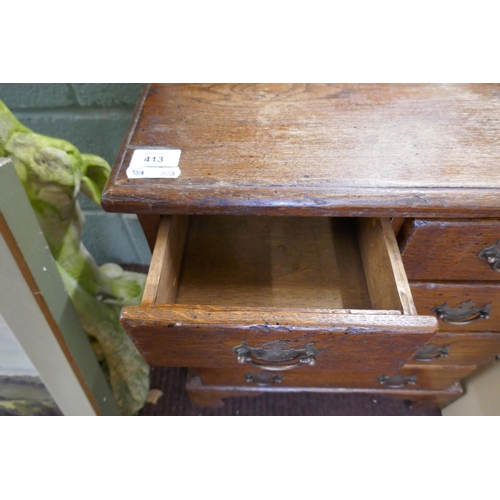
[121,215,438,373]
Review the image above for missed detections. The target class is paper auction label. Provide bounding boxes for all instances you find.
[127,149,182,178]
[126,166,181,178]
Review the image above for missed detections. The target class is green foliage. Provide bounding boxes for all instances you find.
[0,100,149,415]
[0,400,62,416]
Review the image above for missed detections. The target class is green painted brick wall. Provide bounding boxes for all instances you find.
[0,83,142,169]
[0,83,151,265]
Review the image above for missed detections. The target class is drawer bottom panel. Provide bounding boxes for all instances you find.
[192,365,476,391]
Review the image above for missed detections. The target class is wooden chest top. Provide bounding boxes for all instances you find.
[102,83,500,217]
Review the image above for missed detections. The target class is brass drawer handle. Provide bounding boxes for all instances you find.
[377,374,416,388]
[245,372,283,385]
[478,240,500,272]
[232,340,320,371]
[414,343,449,362]
[432,300,491,325]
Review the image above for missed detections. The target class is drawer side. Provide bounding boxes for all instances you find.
[358,217,417,314]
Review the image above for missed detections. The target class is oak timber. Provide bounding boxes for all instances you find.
[102,83,500,218]
[410,281,500,332]
[194,365,476,391]
[120,305,437,370]
[358,217,417,315]
[409,331,500,367]
[185,369,464,409]
[175,216,371,309]
[400,218,500,281]
[141,215,189,306]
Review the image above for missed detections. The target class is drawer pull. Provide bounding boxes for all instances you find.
[432,300,492,325]
[232,340,320,371]
[414,343,449,362]
[478,240,500,272]
[245,372,283,385]
[377,374,416,388]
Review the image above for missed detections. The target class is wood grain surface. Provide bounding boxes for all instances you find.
[358,217,417,314]
[102,83,500,409]
[141,215,189,306]
[103,83,500,217]
[141,214,417,312]
[400,218,500,280]
[120,304,437,370]
[411,281,500,332]
[194,364,476,391]
[186,369,464,409]
[409,331,500,367]
[174,216,371,309]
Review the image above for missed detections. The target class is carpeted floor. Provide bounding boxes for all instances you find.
[139,366,441,416]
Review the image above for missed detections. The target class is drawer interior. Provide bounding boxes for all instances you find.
[178,216,369,309]
[142,215,416,315]
[124,215,436,369]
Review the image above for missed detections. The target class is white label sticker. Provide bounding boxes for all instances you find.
[126,166,181,179]
[130,149,181,168]
[127,149,182,179]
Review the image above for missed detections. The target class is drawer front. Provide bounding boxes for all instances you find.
[122,305,437,372]
[124,215,437,374]
[400,219,500,281]
[411,332,500,366]
[411,282,500,332]
[194,365,475,391]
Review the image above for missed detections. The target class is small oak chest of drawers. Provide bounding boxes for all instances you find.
[102,84,500,409]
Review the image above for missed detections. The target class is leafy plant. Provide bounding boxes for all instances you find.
[0,100,149,415]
